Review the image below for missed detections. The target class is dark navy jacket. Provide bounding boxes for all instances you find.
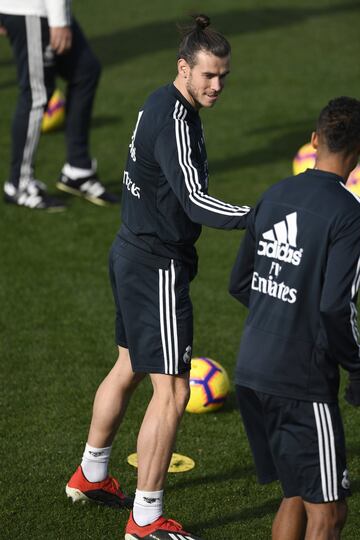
[118,83,250,274]
[230,169,360,402]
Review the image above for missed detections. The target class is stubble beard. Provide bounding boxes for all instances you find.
[186,78,203,110]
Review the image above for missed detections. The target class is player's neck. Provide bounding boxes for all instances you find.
[315,154,356,182]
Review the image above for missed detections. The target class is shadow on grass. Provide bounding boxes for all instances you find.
[189,497,279,530]
[91,114,123,129]
[0,78,16,90]
[167,463,255,492]
[0,58,13,67]
[90,3,360,68]
[210,124,314,176]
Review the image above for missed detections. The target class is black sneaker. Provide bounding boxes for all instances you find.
[4,180,66,212]
[57,168,120,207]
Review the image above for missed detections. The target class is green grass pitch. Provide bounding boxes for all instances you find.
[1,0,360,538]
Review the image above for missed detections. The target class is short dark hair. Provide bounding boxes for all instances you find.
[317,97,360,154]
[177,14,231,67]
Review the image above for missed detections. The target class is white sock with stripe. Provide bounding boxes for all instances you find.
[133,489,163,526]
[81,443,112,482]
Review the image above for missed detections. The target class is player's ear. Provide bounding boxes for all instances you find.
[177,58,190,79]
[311,131,318,150]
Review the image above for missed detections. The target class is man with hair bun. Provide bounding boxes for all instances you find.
[230,96,360,539]
[66,14,250,540]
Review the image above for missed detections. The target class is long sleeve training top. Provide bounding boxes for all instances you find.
[118,83,251,272]
[0,1,71,27]
[230,168,360,402]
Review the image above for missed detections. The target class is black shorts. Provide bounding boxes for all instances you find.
[236,385,350,503]
[109,237,193,374]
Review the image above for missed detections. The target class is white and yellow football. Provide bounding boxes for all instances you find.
[186,357,230,414]
[42,89,65,133]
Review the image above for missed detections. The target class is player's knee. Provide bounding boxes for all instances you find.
[333,500,348,531]
[307,501,347,535]
[176,382,191,411]
[153,378,190,416]
[166,384,190,413]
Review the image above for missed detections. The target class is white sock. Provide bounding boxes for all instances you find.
[81,443,112,482]
[62,160,96,179]
[133,489,164,526]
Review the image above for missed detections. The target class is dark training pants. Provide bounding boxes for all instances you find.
[1,14,101,186]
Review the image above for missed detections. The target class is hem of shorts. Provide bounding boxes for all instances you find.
[300,492,351,503]
[116,341,128,348]
[131,365,191,375]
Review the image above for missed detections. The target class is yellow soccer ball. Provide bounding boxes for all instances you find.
[42,89,65,133]
[292,142,316,175]
[186,357,230,414]
[346,164,360,196]
[293,142,360,195]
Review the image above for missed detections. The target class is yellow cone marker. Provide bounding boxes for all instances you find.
[127,452,195,473]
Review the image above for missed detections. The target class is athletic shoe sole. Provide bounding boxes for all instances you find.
[4,194,66,212]
[56,182,109,207]
[65,485,91,504]
[66,484,134,509]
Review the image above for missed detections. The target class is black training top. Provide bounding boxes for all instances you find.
[230,168,360,402]
[118,83,250,274]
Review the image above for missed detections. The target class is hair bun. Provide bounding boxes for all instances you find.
[194,14,210,30]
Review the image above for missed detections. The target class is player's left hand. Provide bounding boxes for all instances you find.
[0,25,7,36]
[345,371,360,406]
[50,26,72,54]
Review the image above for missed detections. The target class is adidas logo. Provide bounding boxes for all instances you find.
[257,212,303,266]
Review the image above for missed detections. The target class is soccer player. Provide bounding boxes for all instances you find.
[66,14,251,540]
[0,0,118,211]
[230,96,360,540]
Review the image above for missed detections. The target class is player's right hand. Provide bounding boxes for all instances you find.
[50,26,72,54]
[0,25,7,36]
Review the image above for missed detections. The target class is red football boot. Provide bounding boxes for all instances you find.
[66,466,133,509]
[125,511,204,539]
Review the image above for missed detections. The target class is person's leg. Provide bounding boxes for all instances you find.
[87,346,145,448]
[2,15,65,210]
[55,18,101,169]
[136,371,190,491]
[66,346,144,508]
[3,15,50,187]
[130,371,189,528]
[3,15,54,186]
[272,497,307,540]
[304,500,347,540]
[55,21,118,206]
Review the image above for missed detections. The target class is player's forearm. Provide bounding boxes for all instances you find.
[184,196,251,230]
